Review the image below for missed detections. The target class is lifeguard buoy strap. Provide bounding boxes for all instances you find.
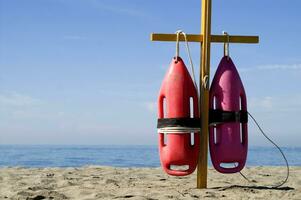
[157,110,248,129]
[157,118,200,129]
[209,109,248,125]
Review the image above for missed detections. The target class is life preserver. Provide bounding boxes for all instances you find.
[209,56,248,173]
[157,57,200,176]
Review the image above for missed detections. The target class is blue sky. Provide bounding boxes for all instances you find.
[0,0,300,146]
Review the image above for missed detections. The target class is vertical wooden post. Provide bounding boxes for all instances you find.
[197,0,212,189]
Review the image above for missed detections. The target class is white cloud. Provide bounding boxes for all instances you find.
[249,96,273,110]
[249,95,301,112]
[0,92,42,107]
[241,63,301,72]
[144,101,157,113]
[257,64,301,70]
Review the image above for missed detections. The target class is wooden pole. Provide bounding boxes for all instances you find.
[197,0,212,189]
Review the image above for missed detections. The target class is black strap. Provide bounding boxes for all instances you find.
[157,118,200,129]
[157,110,248,129]
[209,109,248,125]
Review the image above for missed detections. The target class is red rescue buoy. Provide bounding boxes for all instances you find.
[157,57,200,176]
[209,56,248,173]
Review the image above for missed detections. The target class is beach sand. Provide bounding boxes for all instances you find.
[0,166,300,200]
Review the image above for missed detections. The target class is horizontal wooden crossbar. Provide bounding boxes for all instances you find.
[151,33,259,43]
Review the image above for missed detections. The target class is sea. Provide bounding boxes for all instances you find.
[0,145,300,168]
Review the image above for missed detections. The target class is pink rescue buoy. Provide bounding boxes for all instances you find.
[209,56,248,173]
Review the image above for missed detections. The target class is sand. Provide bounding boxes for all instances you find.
[0,166,300,200]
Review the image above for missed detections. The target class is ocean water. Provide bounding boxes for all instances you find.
[0,145,300,168]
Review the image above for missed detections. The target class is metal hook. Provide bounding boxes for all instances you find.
[175,30,183,61]
[222,31,230,60]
